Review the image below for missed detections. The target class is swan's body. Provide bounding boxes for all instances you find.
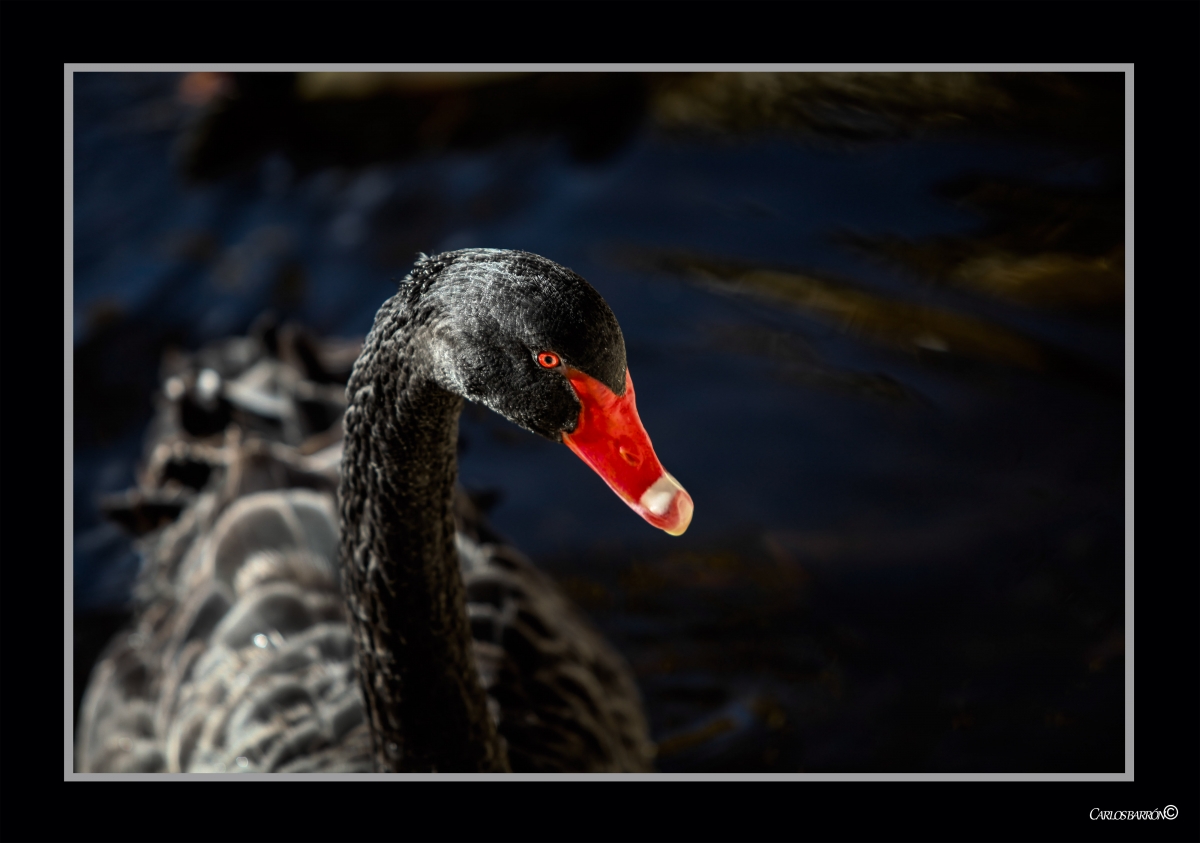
[78,249,690,773]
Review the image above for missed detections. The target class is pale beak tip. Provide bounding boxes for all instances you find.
[663,489,693,537]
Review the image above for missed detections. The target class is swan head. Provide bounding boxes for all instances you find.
[415,248,693,536]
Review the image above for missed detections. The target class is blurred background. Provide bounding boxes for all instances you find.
[72,70,1125,772]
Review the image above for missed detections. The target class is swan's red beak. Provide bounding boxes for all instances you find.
[562,368,693,536]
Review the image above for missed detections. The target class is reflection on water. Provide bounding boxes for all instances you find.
[647,251,1055,370]
[841,173,1124,319]
[73,71,1125,772]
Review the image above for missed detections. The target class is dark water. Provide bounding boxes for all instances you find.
[72,72,1125,772]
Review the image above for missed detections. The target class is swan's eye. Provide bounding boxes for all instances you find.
[537,352,561,369]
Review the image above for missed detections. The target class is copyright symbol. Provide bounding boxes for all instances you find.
[1164,805,1178,820]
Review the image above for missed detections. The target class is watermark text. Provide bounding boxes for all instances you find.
[1090,806,1177,821]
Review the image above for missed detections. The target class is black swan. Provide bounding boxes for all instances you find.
[77,248,693,773]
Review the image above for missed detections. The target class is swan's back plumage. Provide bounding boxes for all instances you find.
[77,325,655,773]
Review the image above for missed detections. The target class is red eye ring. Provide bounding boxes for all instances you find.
[537,351,561,369]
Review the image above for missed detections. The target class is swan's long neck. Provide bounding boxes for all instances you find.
[338,298,509,772]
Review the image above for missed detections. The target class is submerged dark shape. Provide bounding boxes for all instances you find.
[78,249,692,773]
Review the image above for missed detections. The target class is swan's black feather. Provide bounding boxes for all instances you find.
[78,252,656,773]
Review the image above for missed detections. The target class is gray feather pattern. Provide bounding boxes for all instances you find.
[77,281,655,773]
